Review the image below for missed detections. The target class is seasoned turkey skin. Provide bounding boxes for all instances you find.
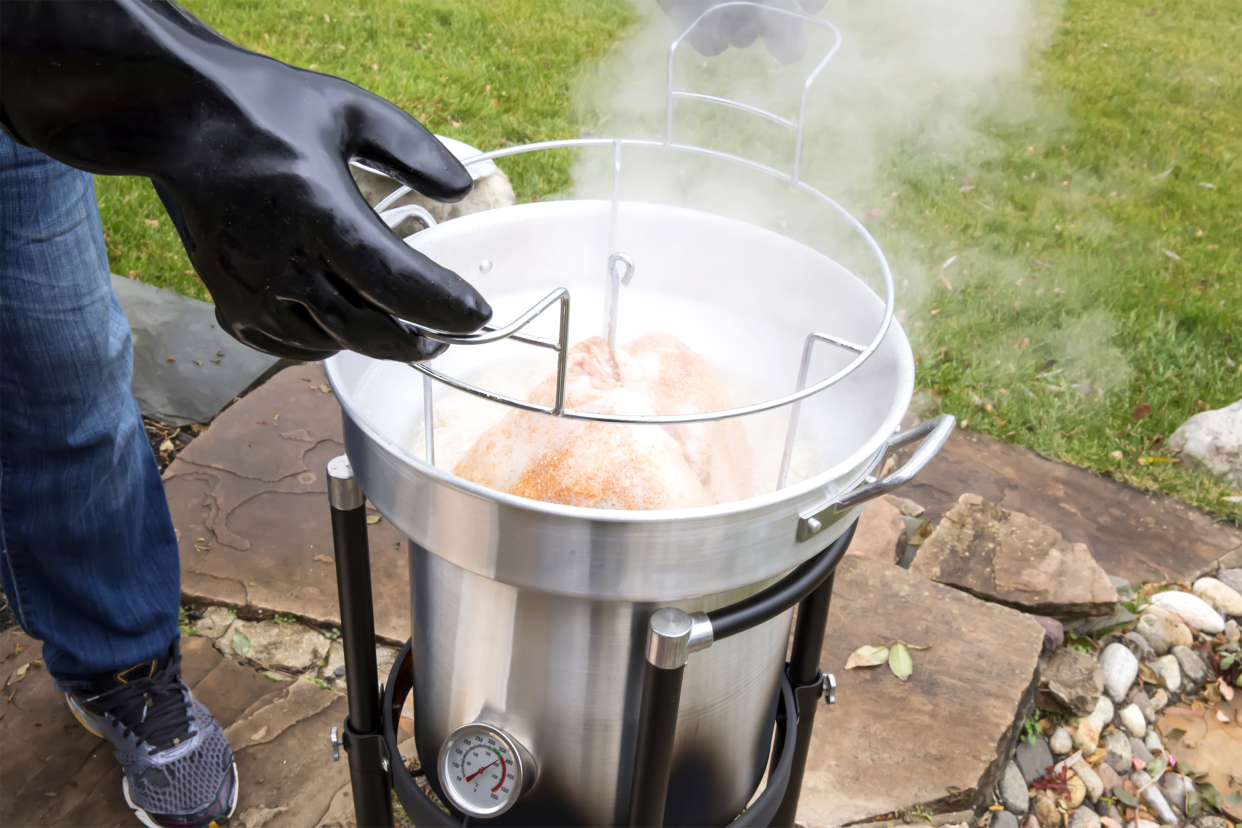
[453,333,755,510]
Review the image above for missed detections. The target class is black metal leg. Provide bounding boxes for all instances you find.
[770,523,849,827]
[328,456,393,828]
[627,608,695,827]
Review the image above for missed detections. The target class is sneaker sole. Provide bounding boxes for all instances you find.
[66,693,105,739]
[123,763,239,828]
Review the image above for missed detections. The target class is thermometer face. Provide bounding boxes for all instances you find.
[438,723,525,817]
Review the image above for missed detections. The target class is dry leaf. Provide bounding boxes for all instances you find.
[145,218,160,228]
[1219,679,1234,701]
[939,275,953,290]
[313,555,333,563]
[159,439,175,453]
[319,385,331,393]
[1132,403,1151,421]
[845,644,889,669]
[365,514,381,525]
[888,641,913,681]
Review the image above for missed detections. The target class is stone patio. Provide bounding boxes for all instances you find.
[5,362,1239,827]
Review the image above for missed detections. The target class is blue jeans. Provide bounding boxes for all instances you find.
[0,134,180,687]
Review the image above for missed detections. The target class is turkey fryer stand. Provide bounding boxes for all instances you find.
[324,453,856,828]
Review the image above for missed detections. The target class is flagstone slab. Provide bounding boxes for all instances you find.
[896,426,1242,584]
[164,363,410,644]
[112,274,285,426]
[798,555,1044,827]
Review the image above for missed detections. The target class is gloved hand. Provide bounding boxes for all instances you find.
[0,0,490,361]
[658,0,827,64]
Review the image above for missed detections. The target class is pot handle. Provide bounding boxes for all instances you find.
[797,414,955,542]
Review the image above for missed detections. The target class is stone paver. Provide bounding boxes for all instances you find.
[164,363,410,644]
[897,426,1242,583]
[113,274,284,426]
[798,555,1044,826]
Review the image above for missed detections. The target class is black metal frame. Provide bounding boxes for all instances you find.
[328,457,855,828]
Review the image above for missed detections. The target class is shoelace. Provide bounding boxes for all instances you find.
[84,652,194,754]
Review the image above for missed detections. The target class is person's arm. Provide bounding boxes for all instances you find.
[657,0,826,64]
[0,0,490,361]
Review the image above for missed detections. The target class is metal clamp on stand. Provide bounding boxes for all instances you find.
[327,456,393,828]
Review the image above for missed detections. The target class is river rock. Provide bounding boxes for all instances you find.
[1148,688,1169,712]
[993,811,1021,828]
[1134,616,1172,656]
[1168,398,1242,488]
[1159,774,1193,815]
[1195,817,1232,828]
[1150,590,1225,634]
[1022,815,1040,828]
[1033,615,1066,653]
[1133,820,1159,828]
[1094,761,1122,797]
[1045,649,1106,716]
[1068,806,1101,828]
[1143,729,1162,755]
[1108,575,1136,603]
[1228,618,1241,642]
[1129,735,1153,763]
[1065,772,1087,809]
[1129,770,1178,825]
[1016,736,1055,785]
[1000,759,1031,814]
[1118,703,1146,738]
[1192,577,1242,616]
[1141,607,1195,649]
[1073,696,1112,753]
[1072,760,1104,803]
[911,495,1118,618]
[1050,726,1073,755]
[1032,791,1063,828]
[1128,689,1155,723]
[1121,631,1156,661]
[1098,644,1139,703]
[1150,654,1182,693]
[1216,568,1242,596]
[1172,645,1209,691]
[850,497,908,563]
[1100,729,1132,773]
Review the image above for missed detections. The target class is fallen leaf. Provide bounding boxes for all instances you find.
[844,644,889,669]
[250,725,268,741]
[319,385,331,393]
[165,356,175,363]
[6,643,24,660]
[888,641,913,681]
[1219,679,1234,700]
[145,218,160,228]
[231,629,251,657]
[1132,403,1151,421]
[1113,786,1139,808]
[939,275,953,290]
[1111,450,1124,460]
[365,514,381,525]
[9,663,30,684]
[1166,728,1186,741]
[159,439,175,452]
[313,555,333,563]
[1133,758,1147,770]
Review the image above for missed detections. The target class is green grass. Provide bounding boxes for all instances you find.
[94,0,634,300]
[871,0,1241,522]
[95,0,1240,520]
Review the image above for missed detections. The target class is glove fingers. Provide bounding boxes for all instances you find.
[760,0,809,64]
[341,86,473,202]
[326,181,492,335]
[298,273,449,362]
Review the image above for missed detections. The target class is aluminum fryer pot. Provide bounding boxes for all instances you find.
[324,196,954,825]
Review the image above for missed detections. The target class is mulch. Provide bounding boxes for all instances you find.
[142,415,203,473]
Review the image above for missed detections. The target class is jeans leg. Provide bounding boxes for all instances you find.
[0,134,179,687]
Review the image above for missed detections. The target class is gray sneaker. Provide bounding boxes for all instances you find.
[66,639,238,828]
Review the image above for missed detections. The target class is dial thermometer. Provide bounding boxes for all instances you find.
[437,723,534,817]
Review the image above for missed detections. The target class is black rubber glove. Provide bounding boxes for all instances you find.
[658,0,827,64]
[0,0,491,362]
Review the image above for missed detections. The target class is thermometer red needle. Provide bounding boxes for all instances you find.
[465,758,499,782]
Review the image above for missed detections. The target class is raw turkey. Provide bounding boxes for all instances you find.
[453,332,755,509]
